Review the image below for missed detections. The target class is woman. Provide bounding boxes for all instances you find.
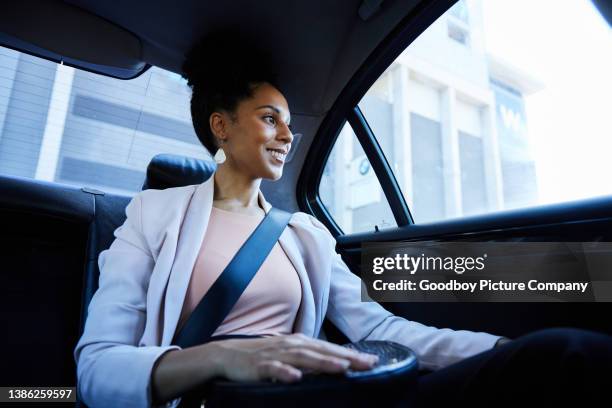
[74,32,610,408]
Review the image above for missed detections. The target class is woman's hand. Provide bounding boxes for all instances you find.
[211,333,379,384]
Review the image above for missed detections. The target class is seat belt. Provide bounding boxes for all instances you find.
[172,207,292,349]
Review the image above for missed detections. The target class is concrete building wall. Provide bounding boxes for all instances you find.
[323,0,536,232]
[0,46,208,195]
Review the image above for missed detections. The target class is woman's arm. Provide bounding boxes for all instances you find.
[74,194,182,408]
[151,342,222,405]
[152,334,379,405]
[300,214,502,371]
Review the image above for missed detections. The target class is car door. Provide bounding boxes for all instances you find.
[300,0,612,341]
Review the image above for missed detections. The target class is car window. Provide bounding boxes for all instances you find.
[319,122,397,234]
[357,0,612,223]
[0,47,207,195]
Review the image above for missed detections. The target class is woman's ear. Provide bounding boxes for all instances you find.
[209,112,227,143]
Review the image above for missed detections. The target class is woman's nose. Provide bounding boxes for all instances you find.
[279,123,294,143]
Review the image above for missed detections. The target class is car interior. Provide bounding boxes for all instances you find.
[1,0,611,407]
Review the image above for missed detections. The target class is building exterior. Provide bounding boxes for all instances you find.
[0,47,205,196]
[321,0,542,232]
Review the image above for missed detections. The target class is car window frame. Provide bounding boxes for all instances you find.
[297,0,457,238]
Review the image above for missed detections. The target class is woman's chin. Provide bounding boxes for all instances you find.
[267,170,283,181]
[262,165,283,181]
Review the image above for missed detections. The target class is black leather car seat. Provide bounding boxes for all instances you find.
[0,175,94,391]
[142,153,216,190]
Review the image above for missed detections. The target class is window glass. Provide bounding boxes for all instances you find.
[0,47,208,195]
[319,122,397,234]
[358,0,612,223]
[447,0,470,46]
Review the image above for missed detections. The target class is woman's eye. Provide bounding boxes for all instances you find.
[263,116,276,125]
[288,124,293,131]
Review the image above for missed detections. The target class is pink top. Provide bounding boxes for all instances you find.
[176,206,302,337]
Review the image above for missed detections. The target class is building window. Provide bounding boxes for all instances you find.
[449,0,469,24]
[447,20,470,46]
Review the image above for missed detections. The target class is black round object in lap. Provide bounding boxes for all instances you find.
[200,341,418,408]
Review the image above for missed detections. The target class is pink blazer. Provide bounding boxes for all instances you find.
[74,173,501,408]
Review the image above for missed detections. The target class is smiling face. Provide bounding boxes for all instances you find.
[210,82,293,181]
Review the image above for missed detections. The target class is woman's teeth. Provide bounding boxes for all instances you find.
[267,149,286,162]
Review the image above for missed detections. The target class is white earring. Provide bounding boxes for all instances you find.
[214,147,226,164]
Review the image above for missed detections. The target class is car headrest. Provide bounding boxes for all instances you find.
[142,153,217,190]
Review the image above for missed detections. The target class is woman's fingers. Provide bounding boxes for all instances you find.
[282,335,378,370]
[215,335,380,385]
[276,348,360,373]
[257,360,303,383]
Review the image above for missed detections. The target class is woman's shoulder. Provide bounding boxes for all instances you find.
[289,211,336,244]
[125,184,199,229]
[136,184,199,210]
[289,211,323,227]
[289,211,312,225]
[138,183,199,201]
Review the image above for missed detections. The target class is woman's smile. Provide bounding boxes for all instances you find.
[266,147,288,164]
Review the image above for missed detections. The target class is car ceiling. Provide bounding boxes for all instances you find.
[1,0,425,209]
[4,0,421,116]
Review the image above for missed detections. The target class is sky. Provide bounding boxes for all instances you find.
[481,0,612,204]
